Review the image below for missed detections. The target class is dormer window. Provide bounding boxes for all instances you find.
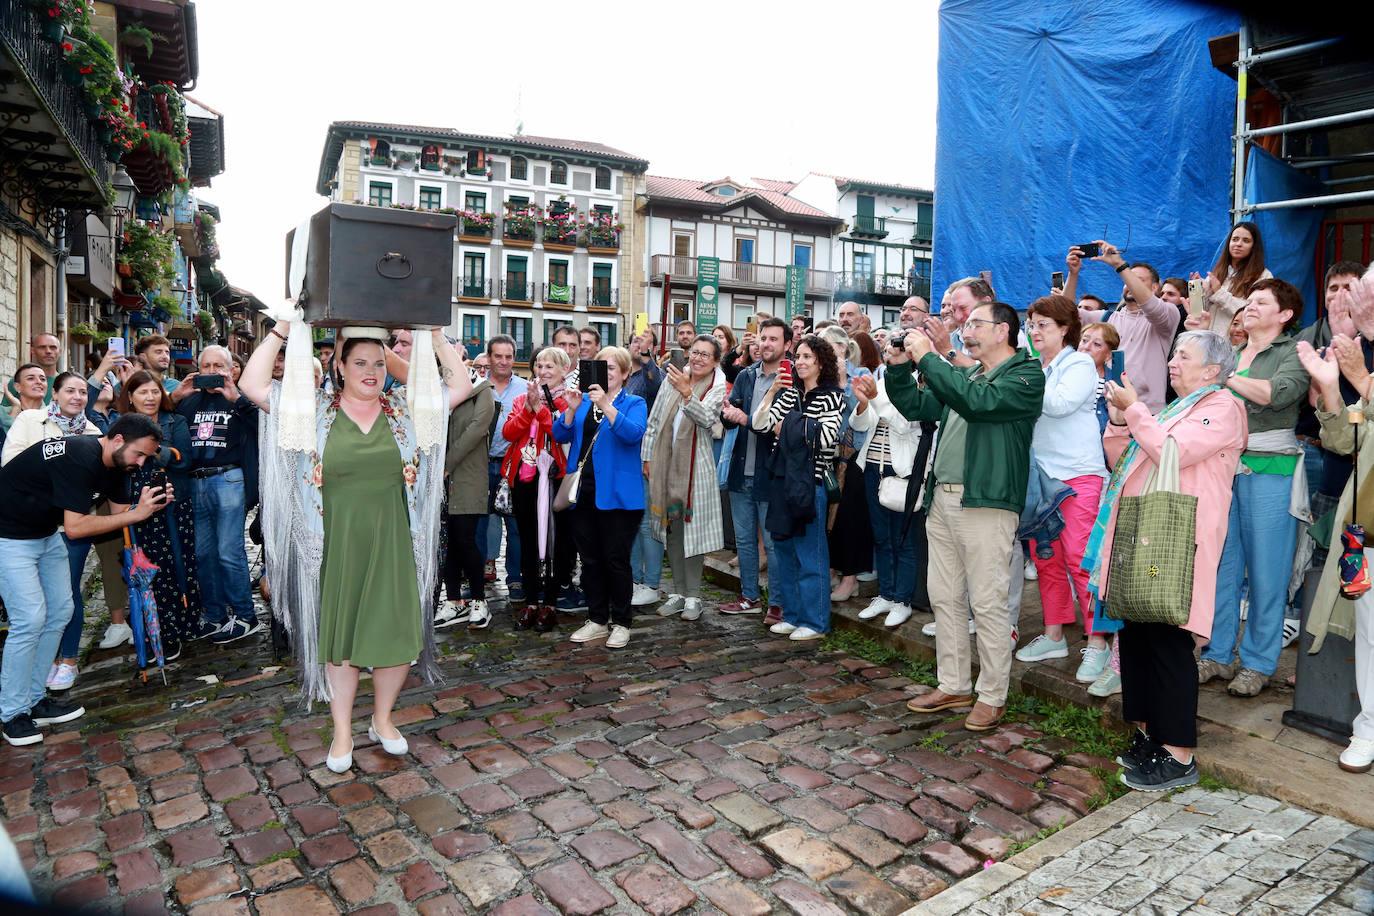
[420,144,441,171]
[714,186,737,197]
[550,160,568,185]
[511,155,528,181]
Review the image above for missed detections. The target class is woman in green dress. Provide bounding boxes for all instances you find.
[241,321,471,773]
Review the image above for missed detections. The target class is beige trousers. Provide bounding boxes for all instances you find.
[926,485,1017,707]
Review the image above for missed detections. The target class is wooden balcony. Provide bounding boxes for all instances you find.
[649,255,835,296]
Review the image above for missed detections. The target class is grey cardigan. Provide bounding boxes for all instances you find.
[445,379,495,514]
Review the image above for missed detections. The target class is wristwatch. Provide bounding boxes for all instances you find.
[946,350,957,361]
[1114,262,1130,273]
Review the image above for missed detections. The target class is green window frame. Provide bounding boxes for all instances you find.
[368,182,392,207]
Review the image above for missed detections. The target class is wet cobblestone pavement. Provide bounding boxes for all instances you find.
[0,576,1339,915]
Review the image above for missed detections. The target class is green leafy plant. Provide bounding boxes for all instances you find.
[118,24,163,57]
[194,309,216,340]
[68,321,112,343]
[117,221,176,293]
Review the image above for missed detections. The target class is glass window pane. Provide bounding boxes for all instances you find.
[419,186,442,210]
[464,192,486,211]
[368,182,392,207]
[793,244,811,268]
[511,156,527,180]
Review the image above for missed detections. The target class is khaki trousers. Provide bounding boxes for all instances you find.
[926,485,1017,707]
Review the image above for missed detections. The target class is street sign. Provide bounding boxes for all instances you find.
[695,256,720,329]
[785,265,806,319]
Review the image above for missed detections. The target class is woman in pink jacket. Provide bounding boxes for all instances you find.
[1090,330,1247,792]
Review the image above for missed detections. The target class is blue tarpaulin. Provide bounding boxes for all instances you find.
[1241,146,1328,322]
[933,0,1240,310]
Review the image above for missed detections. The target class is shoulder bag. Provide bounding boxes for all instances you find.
[553,423,601,512]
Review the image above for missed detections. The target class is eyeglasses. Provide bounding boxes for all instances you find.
[1027,320,1060,332]
[688,350,716,361]
[961,318,997,333]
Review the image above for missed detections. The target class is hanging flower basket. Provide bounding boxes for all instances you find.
[43,21,65,43]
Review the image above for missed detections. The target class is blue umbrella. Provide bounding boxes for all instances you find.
[121,528,167,685]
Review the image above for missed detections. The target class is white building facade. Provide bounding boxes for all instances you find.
[316,122,648,361]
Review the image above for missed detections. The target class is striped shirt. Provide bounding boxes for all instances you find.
[759,386,844,483]
[864,419,893,470]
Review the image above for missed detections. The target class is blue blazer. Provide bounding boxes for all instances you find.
[552,389,647,511]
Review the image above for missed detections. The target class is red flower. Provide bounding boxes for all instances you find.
[62,42,73,52]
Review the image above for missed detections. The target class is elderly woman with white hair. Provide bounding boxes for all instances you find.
[1086,330,1246,791]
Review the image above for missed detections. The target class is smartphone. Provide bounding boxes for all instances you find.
[1074,243,1102,259]
[746,318,758,335]
[1051,271,1064,290]
[148,466,168,494]
[1107,351,1126,385]
[577,359,608,393]
[193,373,224,390]
[668,348,687,371]
[107,337,125,358]
[778,357,794,387]
[1187,279,1208,316]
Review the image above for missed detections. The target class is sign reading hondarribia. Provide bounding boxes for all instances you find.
[785,265,806,319]
[696,256,720,329]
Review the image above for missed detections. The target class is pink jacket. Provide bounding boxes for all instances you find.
[1100,392,1247,638]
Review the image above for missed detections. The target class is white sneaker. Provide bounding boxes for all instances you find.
[98,623,133,649]
[657,594,686,617]
[1281,618,1300,649]
[789,627,824,641]
[769,621,796,635]
[682,598,702,621]
[607,626,631,649]
[631,584,661,607]
[922,618,976,637]
[883,604,913,628]
[1014,634,1070,663]
[1024,559,1038,580]
[571,621,609,643]
[467,600,491,629]
[44,664,59,688]
[858,597,893,620]
[856,571,877,582]
[48,663,77,691]
[1339,736,1374,773]
[435,601,469,628]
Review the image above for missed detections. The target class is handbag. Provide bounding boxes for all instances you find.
[493,477,514,516]
[554,423,601,511]
[878,474,908,512]
[822,462,841,505]
[1104,437,1197,626]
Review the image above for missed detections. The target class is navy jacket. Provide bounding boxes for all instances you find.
[721,362,778,497]
[552,389,647,511]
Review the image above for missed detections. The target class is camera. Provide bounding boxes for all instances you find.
[193,374,224,390]
[889,330,909,349]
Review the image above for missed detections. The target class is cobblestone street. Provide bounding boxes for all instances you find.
[0,578,1365,915]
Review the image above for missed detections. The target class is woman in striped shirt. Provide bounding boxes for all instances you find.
[752,334,845,641]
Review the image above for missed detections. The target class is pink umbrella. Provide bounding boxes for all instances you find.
[536,451,555,566]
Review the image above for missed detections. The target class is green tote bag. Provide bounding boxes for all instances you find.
[1105,437,1197,626]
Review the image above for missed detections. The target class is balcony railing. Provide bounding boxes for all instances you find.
[459,220,492,239]
[503,221,536,242]
[586,229,620,250]
[587,287,618,309]
[836,273,930,299]
[851,215,888,238]
[542,226,578,247]
[501,280,533,302]
[913,222,933,246]
[650,256,835,295]
[543,282,576,306]
[458,278,491,299]
[0,1,109,210]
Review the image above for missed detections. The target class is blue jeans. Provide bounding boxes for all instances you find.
[0,533,73,721]
[729,482,778,603]
[1205,470,1297,676]
[630,476,662,588]
[480,460,521,584]
[192,470,255,625]
[772,484,830,633]
[60,535,94,660]
[864,464,918,606]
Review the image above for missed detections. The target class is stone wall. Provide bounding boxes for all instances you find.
[0,226,19,379]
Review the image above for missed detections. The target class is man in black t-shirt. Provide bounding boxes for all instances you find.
[173,345,262,644]
[0,414,167,746]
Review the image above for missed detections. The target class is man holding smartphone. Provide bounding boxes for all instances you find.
[174,346,262,645]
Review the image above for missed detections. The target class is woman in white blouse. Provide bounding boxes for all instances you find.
[1013,296,1110,681]
[1193,221,1272,336]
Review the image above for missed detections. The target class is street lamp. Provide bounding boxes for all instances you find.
[110,167,137,236]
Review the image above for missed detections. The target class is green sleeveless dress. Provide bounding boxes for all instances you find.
[317,411,422,668]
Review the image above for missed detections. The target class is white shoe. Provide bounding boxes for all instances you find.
[856,571,877,582]
[98,623,133,649]
[789,627,824,641]
[571,621,609,643]
[435,601,469,628]
[922,618,976,637]
[44,664,59,688]
[858,597,893,620]
[607,626,631,649]
[326,738,354,774]
[657,594,686,617]
[682,598,702,621]
[467,600,491,629]
[883,604,913,628]
[48,663,77,691]
[368,718,408,756]
[769,622,797,635]
[631,584,661,607]
[1339,736,1374,773]
[1281,618,1300,649]
[1024,559,1038,581]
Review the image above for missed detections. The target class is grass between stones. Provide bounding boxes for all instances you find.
[821,630,939,686]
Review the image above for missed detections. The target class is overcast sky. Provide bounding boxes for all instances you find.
[195,1,940,303]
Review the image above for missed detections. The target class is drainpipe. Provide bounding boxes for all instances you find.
[54,211,69,371]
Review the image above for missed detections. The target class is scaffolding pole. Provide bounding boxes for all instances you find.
[1231,22,1249,222]
[1245,189,1374,213]
[1241,36,1342,67]
[1247,107,1374,139]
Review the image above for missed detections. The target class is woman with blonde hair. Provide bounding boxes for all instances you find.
[642,335,726,622]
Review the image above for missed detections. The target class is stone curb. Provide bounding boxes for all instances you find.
[896,791,1157,915]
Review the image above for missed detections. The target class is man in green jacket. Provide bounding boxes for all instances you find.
[885,301,1044,731]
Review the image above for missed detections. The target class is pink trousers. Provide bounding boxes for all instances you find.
[1032,474,1104,635]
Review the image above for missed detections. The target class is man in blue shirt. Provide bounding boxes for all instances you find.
[480,335,527,606]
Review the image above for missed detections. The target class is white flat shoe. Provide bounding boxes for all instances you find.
[326,738,354,774]
[369,718,408,756]
[769,622,796,635]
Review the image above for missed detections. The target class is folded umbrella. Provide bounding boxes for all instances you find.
[121,527,167,685]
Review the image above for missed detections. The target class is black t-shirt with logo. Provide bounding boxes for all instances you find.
[0,436,130,540]
[175,391,257,469]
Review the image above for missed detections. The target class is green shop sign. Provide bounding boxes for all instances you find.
[785,265,806,319]
[695,256,720,328]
